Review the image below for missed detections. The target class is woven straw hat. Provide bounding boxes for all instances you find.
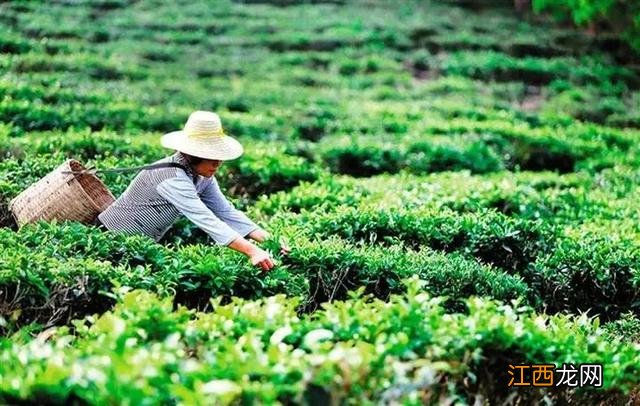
[161,111,243,160]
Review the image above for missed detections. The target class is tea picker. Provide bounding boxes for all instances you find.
[9,111,290,272]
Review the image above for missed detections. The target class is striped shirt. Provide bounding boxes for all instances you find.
[98,152,258,245]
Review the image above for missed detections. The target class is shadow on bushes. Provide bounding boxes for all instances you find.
[0,200,17,230]
[322,134,592,178]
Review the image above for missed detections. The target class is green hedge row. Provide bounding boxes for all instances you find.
[541,82,640,129]
[321,136,505,176]
[278,235,528,312]
[254,166,640,229]
[284,205,553,273]
[532,229,640,318]
[254,169,593,219]
[275,204,640,319]
[254,175,368,216]
[422,116,637,151]
[0,222,525,330]
[317,127,616,177]
[1,281,638,404]
[0,96,183,135]
[0,222,297,329]
[441,51,639,88]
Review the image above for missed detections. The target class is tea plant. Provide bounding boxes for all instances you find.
[1,280,638,404]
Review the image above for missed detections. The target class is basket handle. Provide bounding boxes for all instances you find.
[61,162,198,184]
[62,162,191,175]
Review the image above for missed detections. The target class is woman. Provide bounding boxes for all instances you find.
[97,111,288,272]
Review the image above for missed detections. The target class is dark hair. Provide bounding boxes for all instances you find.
[182,153,204,166]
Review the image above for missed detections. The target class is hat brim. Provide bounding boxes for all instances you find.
[160,131,244,160]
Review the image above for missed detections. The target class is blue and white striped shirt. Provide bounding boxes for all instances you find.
[98,153,258,245]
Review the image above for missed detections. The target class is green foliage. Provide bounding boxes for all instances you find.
[442,51,637,87]
[316,119,625,177]
[533,229,640,319]
[218,145,322,198]
[406,139,504,173]
[290,205,553,274]
[0,221,529,332]
[279,236,529,311]
[604,313,640,342]
[322,141,404,177]
[0,222,300,329]
[533,0,640,53]
[0,0,639,401]
[254,175,368,216]
[1,282,638,404]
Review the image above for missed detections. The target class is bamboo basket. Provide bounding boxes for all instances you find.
[9,159,115,227]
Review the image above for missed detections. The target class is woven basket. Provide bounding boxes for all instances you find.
[9,159,115,227]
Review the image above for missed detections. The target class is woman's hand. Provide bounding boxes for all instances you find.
[228,236,276,272]
[250,248,276,272]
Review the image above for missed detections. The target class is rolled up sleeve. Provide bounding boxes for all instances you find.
[156,174,241,246]
[200,177,260,238]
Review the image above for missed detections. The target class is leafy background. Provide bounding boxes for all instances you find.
[0,0,639,404]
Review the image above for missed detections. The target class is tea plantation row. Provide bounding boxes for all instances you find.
[0,221,525,331]
[1,196,638,332]
[2,280,639,405]
[1,115,638,194]
[1,0,639,135]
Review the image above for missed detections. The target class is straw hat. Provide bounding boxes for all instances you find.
[160,111,243,160]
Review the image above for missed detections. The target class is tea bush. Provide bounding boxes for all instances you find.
[217,145,322,198]
[322,141,404,177]
[1,281,638,404]
[317,125,618,177]
[441,51,639,87]
[254,168,600,221]
[277,236,528,311]
[532,228,640,320]
[289,205,553,273]
[253,175,368,216]
[605,313,640,343]
[0,223,298,329]
[0,222,529,329]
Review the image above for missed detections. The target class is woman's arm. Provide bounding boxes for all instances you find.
[199,178,290,256]
[247,228,269,242]
[199,178,260,237]
[157,175,276,270]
